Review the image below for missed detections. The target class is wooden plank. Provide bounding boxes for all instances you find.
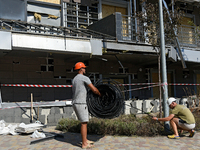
[197,74,200,96]
[35,0,60,4]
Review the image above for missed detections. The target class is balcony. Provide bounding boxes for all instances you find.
[88,12,200,48]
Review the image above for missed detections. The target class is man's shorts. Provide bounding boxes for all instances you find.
[72,104,89,122]
[178,119,195,130]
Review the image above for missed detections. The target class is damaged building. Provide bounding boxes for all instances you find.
[0,0,200,124]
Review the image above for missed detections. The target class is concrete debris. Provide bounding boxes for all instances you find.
[15,122,44,134]
[0,120,18,135]
[0,120,45,136]
[30,130,46,138]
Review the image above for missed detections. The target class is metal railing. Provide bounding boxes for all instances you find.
[177,25,199,47]
[0,19,115,40]
[121,15,200,47]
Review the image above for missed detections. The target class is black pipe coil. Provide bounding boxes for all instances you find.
[87,79,127,119]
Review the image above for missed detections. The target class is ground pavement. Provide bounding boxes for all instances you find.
[0,126,199,150]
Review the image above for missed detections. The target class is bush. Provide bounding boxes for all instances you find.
[56,112,199,136]
[56,114,165,136]
[194,111,200,131]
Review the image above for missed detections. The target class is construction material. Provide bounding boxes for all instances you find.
[15,122,44,134]
[30,132,64,145]
[37,105,39,121]
[30,130,46,138]
[87,79,127,119]
[31,93,33,123]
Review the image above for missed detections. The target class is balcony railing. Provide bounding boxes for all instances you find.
[121,14,200,47]
[177,25,199,47]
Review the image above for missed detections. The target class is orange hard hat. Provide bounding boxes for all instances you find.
[74,62,86,70]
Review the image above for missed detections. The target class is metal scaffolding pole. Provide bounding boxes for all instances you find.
[158,0,170,132]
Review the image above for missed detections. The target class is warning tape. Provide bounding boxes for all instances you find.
[0,84,72,87]
[120,83,157,86]
[1,83,200,88]
[169,83,200,86]
[121,83,200,86]
[125,84,159,92]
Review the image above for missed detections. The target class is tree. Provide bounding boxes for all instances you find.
[136,0,184,117]
[136,0,184,47]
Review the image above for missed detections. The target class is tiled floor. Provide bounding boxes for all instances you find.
[0,126,199,150]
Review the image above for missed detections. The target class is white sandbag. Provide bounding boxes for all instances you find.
[0,126,10,135]
[30,130,46,138]
[0,120,6,128]
[9,124,19,135]
[0,120,19,135]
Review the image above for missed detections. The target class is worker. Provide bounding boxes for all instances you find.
[152,97,196,139]
[72,62,101,148]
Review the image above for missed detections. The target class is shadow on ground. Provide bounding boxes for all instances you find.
[55,132,104,148]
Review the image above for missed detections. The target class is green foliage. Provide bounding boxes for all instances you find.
[56,118,80,132]
[57,114,165,136]
[57,112,200,136]
[137,0,184,47]
[194,112,200,131]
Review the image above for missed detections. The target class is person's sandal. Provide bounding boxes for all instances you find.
[168,135,180,139]
[80,140,95,145]
[82,143,94,149]
[87,140,95,144]
[189,130,196,138]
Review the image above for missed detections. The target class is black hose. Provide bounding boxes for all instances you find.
[87,79,126,119]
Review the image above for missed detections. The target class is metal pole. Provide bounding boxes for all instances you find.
[158,0,170,132]
[133,0,138,42]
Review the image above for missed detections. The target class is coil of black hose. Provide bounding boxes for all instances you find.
[87,84,124,119]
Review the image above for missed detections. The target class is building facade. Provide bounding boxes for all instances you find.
[0,0,200,104]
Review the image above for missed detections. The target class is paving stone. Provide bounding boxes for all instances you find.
[0,126,199,149]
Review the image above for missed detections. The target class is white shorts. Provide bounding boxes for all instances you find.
[73,104,89,122]
[178,119,195,130]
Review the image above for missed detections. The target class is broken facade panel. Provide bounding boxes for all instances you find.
[27,2,61,26]
[0,0,26,21]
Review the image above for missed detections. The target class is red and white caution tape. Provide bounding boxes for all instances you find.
[125,84,159,92]
[121,83,200,86]
[169,83,200,86]
[120,83,158,86]
[1,83,200,88]
[0,84,72,88]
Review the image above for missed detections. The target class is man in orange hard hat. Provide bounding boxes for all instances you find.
[152,97,196,139]
[72,62,101,149]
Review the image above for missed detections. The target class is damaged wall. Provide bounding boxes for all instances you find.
[0,0,26,21]
[27,1,61,26]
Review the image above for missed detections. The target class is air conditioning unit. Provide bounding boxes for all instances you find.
[167,46,177,62]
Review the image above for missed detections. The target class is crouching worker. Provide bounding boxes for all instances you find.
[152,97,196,139]
[72,62,101,149]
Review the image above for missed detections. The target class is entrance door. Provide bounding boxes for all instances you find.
[152,72,173,98]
